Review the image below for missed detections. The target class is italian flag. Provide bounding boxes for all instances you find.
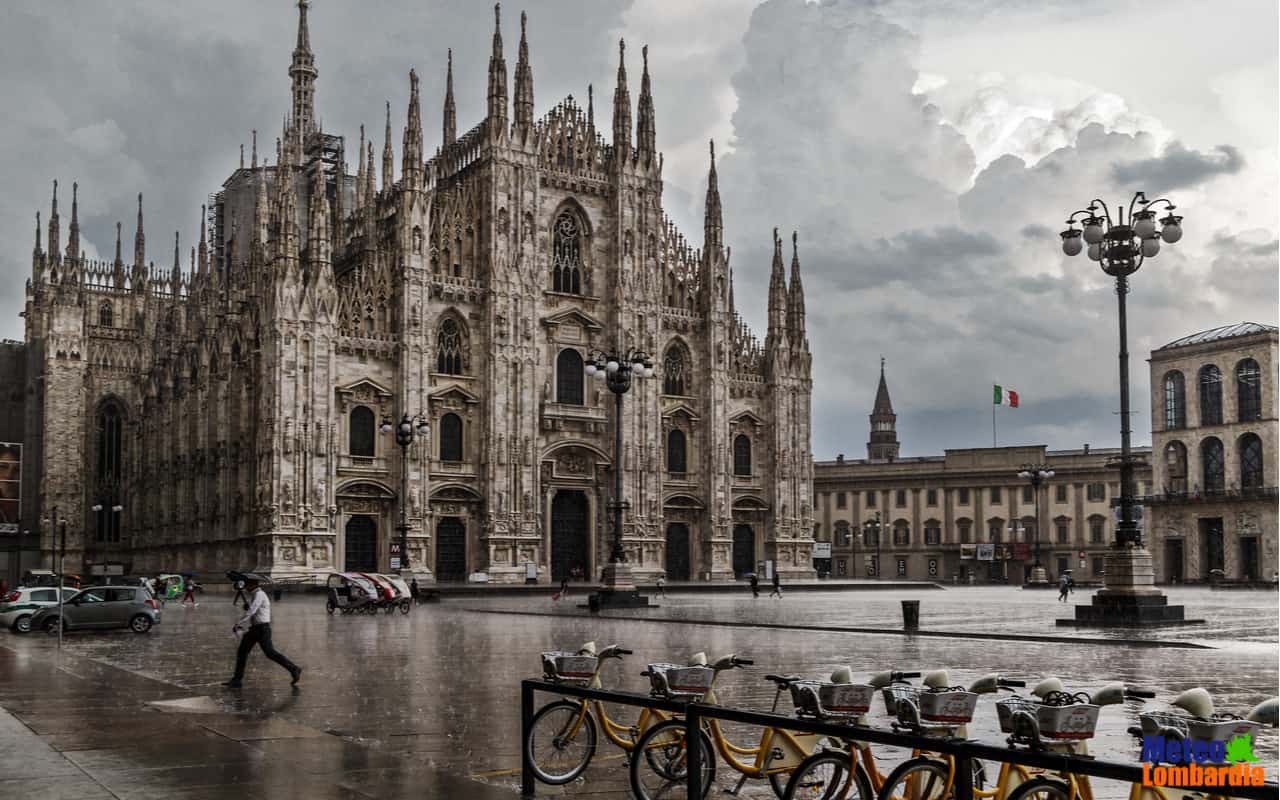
[993,385,1019,408]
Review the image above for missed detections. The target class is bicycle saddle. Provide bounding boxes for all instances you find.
[578,641,597,656]
[830,666,854,684]
[1172,687,1214,718]
[923,669,950,689]
[688,651,708,666]
[1247,697,1278,726]
[1032,677,1064,698]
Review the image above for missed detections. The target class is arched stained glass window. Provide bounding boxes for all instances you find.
[552,212,583,294]
[437,318,464,375]
[663,344,688,396]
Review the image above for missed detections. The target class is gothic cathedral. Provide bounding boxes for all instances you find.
[19,3,814,583]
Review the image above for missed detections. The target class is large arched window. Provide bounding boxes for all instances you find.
[1239,433,1264,489]
[1199,364,1222,426]
[1237,359,1262,421]
[733,435,752,476]
[95,402,124,543]
[349,406,375,457]
[666,429,687,474]
[1201,437,1225,492]
[551,211,583,294]
[556,349,584,405]
[436,318,464,375]
[1164,371,1185,430]
[834,521,852,546]
[663,343,689,396]
[98,301,113,328]
[439,413,463,462]
[1164,440,1188,494]
[892,520,910,547]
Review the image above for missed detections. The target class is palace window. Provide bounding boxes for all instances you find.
[926,488,937,506]
[1086,483,1106,501]
[98,302,113,328]
[957,488,970,505]
[957,519,972,544]
[666,429,687,474]
[1056,520,1070,544]
[990,487,1001,504]
[892,521,910,547]
[1055,484,1068,503]
[733,435,752,477]
[1199,364,1222,425]
[1164,371,1186,430]
[836,492,847,509]
[1201,437,1225,492]
[1237,359,1262,421]
[1089,515,1106,543]
[436,318,464,375]
[551,211,583,294]
[988,518,1003,543]
[1240,433,1264,489]
[663,343,688,396]
[439,413,463,462]
[1164,441,1187,493]
[895,489,907,508]
[1022,485,1033,503]
[835,520,852,546]
[556,349,584,405]
[866,489,877,505]
[349,406,375,457]
[924,522,941,546]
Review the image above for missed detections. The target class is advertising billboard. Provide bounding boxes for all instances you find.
[0,443,19,534]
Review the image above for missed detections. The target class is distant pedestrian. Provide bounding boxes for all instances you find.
[554,577,569,601]
[749,573,760,598]
[656,574,666,598]
[769,571,783,598]
[156,579,169,607]
[223,579,301,689]
[0,579,7,598]
[410,577,421,604]
[232,580,247,609]
[182,579,199,607]
[1058,573,1070,602]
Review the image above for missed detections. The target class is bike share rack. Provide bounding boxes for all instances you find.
[520,679,1280,800]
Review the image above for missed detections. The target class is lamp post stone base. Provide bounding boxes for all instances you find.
[1024,566,1050,586]
[1058,547,1204,627]
[589,562,653,609]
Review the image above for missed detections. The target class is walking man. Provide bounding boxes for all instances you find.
[409,577,420,605]
[769,570,783,599]
[656,573,666,598]
[1057,572,1071,602]
[748,573,760,598]
[223,578,302,689]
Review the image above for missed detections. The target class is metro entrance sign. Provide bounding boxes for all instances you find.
[390,542,402,572]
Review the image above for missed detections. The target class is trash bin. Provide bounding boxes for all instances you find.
[901,600,920,630]
[273,588,283,602]
[588,593,601,613]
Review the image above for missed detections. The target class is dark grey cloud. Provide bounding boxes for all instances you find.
[1110,142,1244,193]
[1020,223,1052,239]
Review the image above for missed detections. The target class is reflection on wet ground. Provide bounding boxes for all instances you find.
[1,585,1275,798]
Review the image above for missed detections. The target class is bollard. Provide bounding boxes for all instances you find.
[588,593,601,613]
[901,599,920,630]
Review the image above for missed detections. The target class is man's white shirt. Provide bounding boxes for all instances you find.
[236,588,271,629]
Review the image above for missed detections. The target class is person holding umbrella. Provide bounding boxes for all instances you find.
[223,572,302,689]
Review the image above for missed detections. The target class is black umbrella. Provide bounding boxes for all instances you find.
[225,570,272,585]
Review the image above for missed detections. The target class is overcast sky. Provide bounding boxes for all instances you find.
[1,0,1276,459]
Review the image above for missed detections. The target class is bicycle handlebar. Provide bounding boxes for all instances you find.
[895,671,922,680]
[616,648,634,656]
[1125,689,1156,699]
[999,679,1027,688]
[735,658,754,667]
[640,670,652,677]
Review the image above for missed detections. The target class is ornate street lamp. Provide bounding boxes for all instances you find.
[41,508,68,648]
[585,346,653,608]
[1058,192,1195,625]
[380,413,430,575]
[1017,465,1053,585]
[862,511,882,579]
[90,502,124,578]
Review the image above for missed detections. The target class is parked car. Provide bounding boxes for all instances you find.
[0,586,76,633]
[30,586,161,635]
[19,570,83,589]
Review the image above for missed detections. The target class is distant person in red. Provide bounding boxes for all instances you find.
[182,579,199,607]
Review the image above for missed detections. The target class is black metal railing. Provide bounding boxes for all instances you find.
[520,679,1280,800]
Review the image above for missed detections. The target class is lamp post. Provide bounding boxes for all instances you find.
[41,508,67,649]
[862,511,882,579]
[380,413,430,575]
[90,503,124,578]
[1058,191,1196,625]
[1017,465,1053,585]
[585,346,653,608]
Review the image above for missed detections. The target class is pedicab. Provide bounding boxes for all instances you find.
[358,573,401,613]
[325,572,379,615]
[374,574,413,614]
[156,574,186,601]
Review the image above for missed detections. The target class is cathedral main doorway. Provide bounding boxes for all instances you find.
[732,525,755,578]
[665,524,690,581]
[551,490,590,582]
[435,517,467,582]
[344,515,377,572]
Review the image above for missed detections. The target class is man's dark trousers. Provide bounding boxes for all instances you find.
[233,623,298,680]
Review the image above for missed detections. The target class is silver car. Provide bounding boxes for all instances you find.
[31,586,161,635]
[0,586,77,633]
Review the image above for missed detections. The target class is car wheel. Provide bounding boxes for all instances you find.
[13,615,33,634]
[44,617,62,636]
[130,614,153,633]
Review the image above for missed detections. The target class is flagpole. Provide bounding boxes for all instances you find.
[992,403,997,447]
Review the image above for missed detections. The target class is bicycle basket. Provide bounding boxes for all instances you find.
[792,681,873,719]
[541,651,598,685]
[882,684,919,715]
[1187,716,1261,745]
[648,663,714,699]
[1037,703,1100,740]
[996,696,1041,733]
[919,689,979,724]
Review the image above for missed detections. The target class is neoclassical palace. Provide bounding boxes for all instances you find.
[10,3,814,583]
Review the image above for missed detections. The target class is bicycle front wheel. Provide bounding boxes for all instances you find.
[1003,777,1074,800]
[630,719,715,800]
[785,749,874,800]
[524,700,597,785]
[877,757,952,800]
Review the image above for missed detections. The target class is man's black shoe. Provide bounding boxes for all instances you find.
[222,679,242,688]
[290,667,302,686]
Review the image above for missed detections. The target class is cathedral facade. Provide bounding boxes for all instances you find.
[16,3,814,584]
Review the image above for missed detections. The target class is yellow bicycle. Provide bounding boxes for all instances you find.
[629,653,831,799]
[525,642,675,784]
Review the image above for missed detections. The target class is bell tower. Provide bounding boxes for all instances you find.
[867,357,899,462]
